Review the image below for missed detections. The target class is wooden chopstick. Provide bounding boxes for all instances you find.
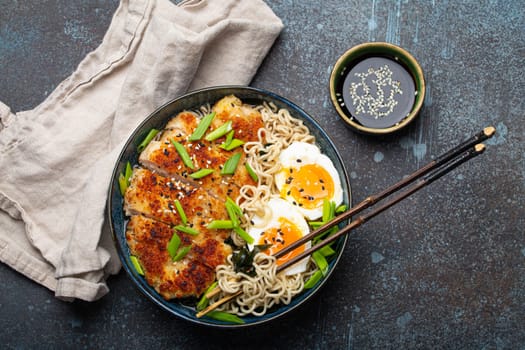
[273,126,495,262]
[196,126,494,317]
[275,142,488,273]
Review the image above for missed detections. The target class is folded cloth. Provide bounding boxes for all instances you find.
[0,0,283,301]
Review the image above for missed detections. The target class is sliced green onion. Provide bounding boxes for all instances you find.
[189,168,214,179]
[220,138,245,151]
[130,255,144,276]
[318,245,336,257]
[308,221,324,229]
[118,162,133,195]
[196,281,218,311]
[137,129,159,152]
[312,251,329,276]
[225,201,240,227]
[336,204,347,214]
[174,225,200,236]
[226,197,243,216]
[207,220,235,230]
[173,199,187,225]
[224,130,235,147]
[220,152,241,175]
[206,310,245,324]
[322,199,333,223]
[170,139,194,169]
[167,233,181,259]
[118,174,128,196]
[304,270,323,289]
[245,162,258,182]
[189,112,215,141]
[205,120,232,141]
[124,161,133,180]
[234,226,254,244]
[172,245,191,261]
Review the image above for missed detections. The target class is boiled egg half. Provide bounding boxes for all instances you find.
[248,197,311,275]
[275,141,343,220]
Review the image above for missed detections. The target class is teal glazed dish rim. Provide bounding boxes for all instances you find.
[107,85,352,328]
[329,42,426,135]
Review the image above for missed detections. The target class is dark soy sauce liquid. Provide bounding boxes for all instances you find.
[341,56,416,129]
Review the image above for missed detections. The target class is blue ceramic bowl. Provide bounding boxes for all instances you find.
[107,86,351,327]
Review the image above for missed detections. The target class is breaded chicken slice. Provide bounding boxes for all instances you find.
[124,168,229,228]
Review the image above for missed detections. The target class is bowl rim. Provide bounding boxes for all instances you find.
[329,42,426,135]
[107,85,352,328]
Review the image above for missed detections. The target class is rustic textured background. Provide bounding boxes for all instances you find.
[1,0,524,348]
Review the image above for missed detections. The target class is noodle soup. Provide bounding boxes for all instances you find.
[109,86,351,327]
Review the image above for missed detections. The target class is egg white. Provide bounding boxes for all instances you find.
[274,141,343,220]
[248,197,311,275]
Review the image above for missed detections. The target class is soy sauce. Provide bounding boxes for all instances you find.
[341,56,416,129]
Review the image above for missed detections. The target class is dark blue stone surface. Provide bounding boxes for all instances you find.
[1,0,524,348]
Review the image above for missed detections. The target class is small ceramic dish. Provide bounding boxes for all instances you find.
[107,86,351,328]
[329,42,425,135]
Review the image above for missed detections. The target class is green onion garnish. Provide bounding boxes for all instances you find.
[245,162,258,182]
[234,226,254,244]
[303,269,323,289]
[174,224,200,236]
[220,152,241,175]
[318,245,336,257]
[167,233,181,259]
[189,112,216,141]
[170,139,194,169]
[196,281,218,311]
[130,255,144,276]
[335,204,347,214]
[206,310,245,324]
[174,199,187,225]
[220,138,245,151]
[207,220,235,230]
[118,161,133,195]
[137,129,159,152]
[312,250,329,276]
[189,168,214,179]
[172,245,191,261]
[205,120,232,141]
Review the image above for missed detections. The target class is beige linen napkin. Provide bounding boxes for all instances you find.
[0,0,283,301]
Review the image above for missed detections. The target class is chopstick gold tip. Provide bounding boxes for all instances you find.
[475,143,486,153]
[483,126,496,137]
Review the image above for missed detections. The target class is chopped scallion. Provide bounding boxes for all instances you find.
[130,255,144,276]
[172,245,191,261]
[137,129,159,152]
[318,245,336,257]
[170,139,194,169]
[174,225,200,236]
[220,152,241,175]
[206,310,245,324]
[196,281,218,311]
[312,251,329,276]
[167,233,181,259]
[118,173,128,196]
[205,120,232,141]
[234,226,254,245]
[189,168,214,179]
[118,161,133,195]
[304,270,323,289]
[336,204,347,214]
[174,199,187,225]
[207,220,235,230]
[220,138,245,151]
[245,162,258,182]
[188,112,215,141]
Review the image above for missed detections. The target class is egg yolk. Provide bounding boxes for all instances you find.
[258,217,306,266]
[280,164,334,209]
